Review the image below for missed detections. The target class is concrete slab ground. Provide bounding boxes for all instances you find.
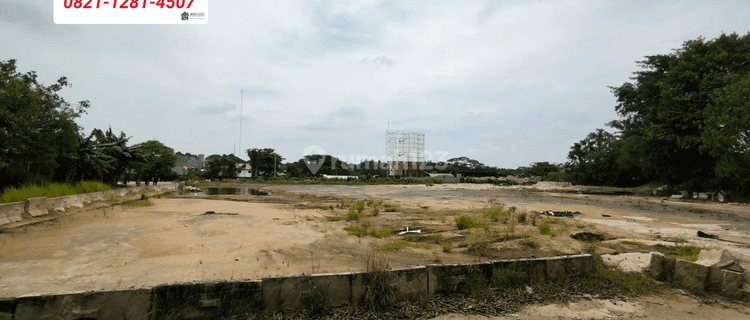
[1,183,748,319]
[0,198,330,297]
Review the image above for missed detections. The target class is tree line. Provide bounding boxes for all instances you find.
[0,59,177,191]
[565,33,750,195]
[200,150,560,180]
[7,33,746,196]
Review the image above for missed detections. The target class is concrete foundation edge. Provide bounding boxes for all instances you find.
[0,182,178,227]
[5,254,594,317]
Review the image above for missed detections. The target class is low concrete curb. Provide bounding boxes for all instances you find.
[152,280,262,319]
[428,262,493,295]
[0,182,179,227]
[15,289,152,320]
[601,252,665,279]
[674,259,710,292]
[0,202,24,225]
[24,197,49,217]
[2,255,595,317]
[600,250,747,298]
[45,196,67,212]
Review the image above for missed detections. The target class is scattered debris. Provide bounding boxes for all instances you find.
[570,232,605,242]
[398,227,421,235]
[273,217,279,220]
[525,286,533,294]
[697,231,720,239]
[201,211,238,216]
[538,210,581,218]
[696,231,749,245]
[602,214,611,217]
[183,186,202,192]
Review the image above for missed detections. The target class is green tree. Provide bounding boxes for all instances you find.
[91,127,145,185]
[247,148,284,177]
[701,73,750,193]
[204,156,240,179]
[528,162,561,177]
[566,129,618,184]
[61,131,114,183]
[608,33,750,192]
[0,59,88,189]
[136,140,176,185]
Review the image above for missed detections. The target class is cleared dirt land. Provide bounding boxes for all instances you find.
[1,183,749,319]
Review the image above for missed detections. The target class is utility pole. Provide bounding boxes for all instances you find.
[239,89,243,159]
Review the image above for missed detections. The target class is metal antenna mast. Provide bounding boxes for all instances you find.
[239,89,243,159]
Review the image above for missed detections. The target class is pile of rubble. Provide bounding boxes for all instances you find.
[601,249,746,298]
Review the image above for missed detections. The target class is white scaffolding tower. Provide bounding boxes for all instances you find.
[385,131,425,178]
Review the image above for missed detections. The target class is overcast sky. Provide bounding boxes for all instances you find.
[2,0,749,167]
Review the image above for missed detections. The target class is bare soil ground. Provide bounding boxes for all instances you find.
[432,293,750,320]
[1,183,748,319]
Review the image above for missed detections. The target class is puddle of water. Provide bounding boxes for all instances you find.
[182,188,269,196]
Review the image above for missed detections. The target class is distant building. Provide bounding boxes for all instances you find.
[237,163,252,178]
[173,161,197,176]
[172,154,205,176]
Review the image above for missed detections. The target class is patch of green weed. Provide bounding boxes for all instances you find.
[674,247,701,262]
[455,215,486,230]
[431,234,442,244]
[377,240,430,251]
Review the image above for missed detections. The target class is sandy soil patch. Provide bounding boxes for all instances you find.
[1,182,749,319]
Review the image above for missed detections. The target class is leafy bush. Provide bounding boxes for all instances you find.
[368,228,393,238]
[345,209,364,221]
[455,215,486,230]
[355,201,365,214]
[344,224,367,237]
[521,231,538,248]
[431,234,442,244]
[482,207,504,222]
[517,212,527,223]
[538,223,552,235]
[1,181,111,203]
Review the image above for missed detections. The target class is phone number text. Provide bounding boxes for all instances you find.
[62,0,195,9]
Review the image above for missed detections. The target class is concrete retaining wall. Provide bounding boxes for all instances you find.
[0,202,24,225]
[25,197,49,217]
[15,289,152,320]
[0,182,178,227]
[3,254,594,318]
[151,280,263,319]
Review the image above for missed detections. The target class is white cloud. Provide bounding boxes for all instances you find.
[2,0,748,166]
